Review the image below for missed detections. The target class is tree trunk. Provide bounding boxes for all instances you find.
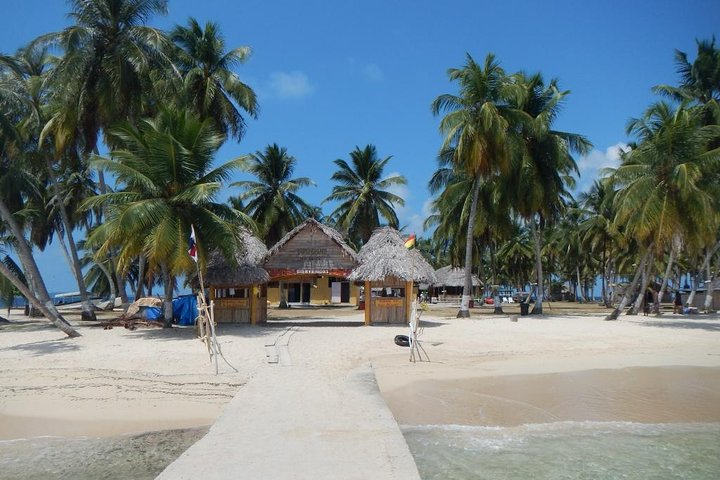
[95,261,117,305]
[0,197,80,336]
[135,255,146,300]
[692,240,720,310]
[161,263,173,328]
[279,280,289,308]
[114,265,129,307]
[703,257,715,312]
[629,255,653,315]
[529,217,544,315]
[46,160,96,321]
[458,177,481,318]
[605,245,653,321]
[576,266,585,303]
[0,246,79,337]
[654,247,675,313]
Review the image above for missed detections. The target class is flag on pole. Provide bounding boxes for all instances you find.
[404,233,416,249]
[188,225,198,262]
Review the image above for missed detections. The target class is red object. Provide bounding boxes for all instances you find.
[485,297,494,305]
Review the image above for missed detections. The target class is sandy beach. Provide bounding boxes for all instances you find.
[1,304,720,478]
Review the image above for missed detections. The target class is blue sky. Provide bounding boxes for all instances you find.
[2,0,718,291]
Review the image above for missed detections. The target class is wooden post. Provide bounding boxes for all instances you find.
[405,281,413,324]
[250,285,257,325]
[364,281,371,326]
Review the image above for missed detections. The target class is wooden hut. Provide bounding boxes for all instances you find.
[348,227,436,325]
[432,266,482,303]
[205,228,270,324]
[264,218,359,306]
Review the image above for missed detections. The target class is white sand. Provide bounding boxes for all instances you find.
[2,306,719,477]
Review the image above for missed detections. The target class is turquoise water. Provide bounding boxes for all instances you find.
[403,422,720,480]
[0,427,207,480]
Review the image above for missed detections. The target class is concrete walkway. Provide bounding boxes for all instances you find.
[156,329,421,480]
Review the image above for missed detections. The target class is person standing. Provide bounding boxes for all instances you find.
[674,291,683,314]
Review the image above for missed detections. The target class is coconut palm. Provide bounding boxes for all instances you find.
[41,0,170,154]
[653,37,720,106]
[431,53,522,317]
[0,58,80,336]
[84,110,246,326]
[510,72,592,313]
[605,102,720,318]
[578,180,623,307]
[169,18,258,141]
[2,44,103,320]
[231,144,314,246]
[324,145,406,247]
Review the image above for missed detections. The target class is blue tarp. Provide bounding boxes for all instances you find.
[142,295,198,326]
[173,295,198,326]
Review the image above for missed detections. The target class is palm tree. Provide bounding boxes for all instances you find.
[431,53,521,317]
[578,180,622,307]
[509,73,592,313]
[169,18,258,141]
[324,145,406,246]
[2,44,102,320]
[84,110,246,326]
[41,0,170,154]
[0,57,80,336]
[653,37,720,106]
[606,102,720,319]
[39,0,172,307]
[232,144,314,246]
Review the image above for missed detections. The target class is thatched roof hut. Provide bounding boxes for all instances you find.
[204,227,269,285]
[349,227,436,283]
[433,266,482,287]
[265,218,357,263]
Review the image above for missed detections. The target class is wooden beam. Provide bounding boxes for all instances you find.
[364,281,371,326]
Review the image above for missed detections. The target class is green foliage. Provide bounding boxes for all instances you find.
[324,145,406,246]
[232,143,315,246]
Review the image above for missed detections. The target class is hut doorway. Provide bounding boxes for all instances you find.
[331,281,351,303]
[286,282,312,303]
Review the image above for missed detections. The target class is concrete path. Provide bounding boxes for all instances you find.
[156,329,421,480]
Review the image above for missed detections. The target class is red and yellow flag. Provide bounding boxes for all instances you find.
[404,233,416,249]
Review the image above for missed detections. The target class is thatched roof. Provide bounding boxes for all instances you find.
[348,227,437,283]
[264,218,358,262]
[433,266,482,287]
[204,227,270,285]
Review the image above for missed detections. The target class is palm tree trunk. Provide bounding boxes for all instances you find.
[703,241,720,313]
[0,197,79,336]
[458,176,481,318]
[629,256,653,315]
[605,245,653,320]
[529,217,544,314]
[576,266,585,303]
[693,240,720,310]
[0,197,80,337]
[0,260,80,336]
[97,167,129,307]
[135,255,146,299]
[161,263,173,328]
[95,261,117,305]
[46,160,96,321]
[654,247,675,313]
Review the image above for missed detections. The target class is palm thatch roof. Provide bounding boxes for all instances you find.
[204,227,269,285]
[348,227,437,283]
[264,218,358,262]
[433,266,482,287]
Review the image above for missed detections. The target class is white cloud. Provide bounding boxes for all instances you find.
[361,63,384,82]
[346,58,384,83]
[576,142,627,191]
[268,71,314,99]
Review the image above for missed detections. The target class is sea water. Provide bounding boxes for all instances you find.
[0,427,207,480]
[403,422,720,480]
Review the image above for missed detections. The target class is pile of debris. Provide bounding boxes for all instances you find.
[101,297,164,330]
